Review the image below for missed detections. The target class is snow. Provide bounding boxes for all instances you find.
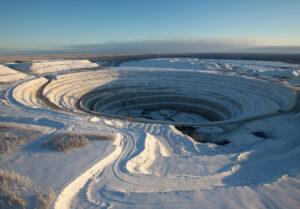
[13,77,48,108]
[8,59,99,74]
[126,133,172,175]
[0,64,31,82]
[54,133,123,209]
[121,58,300,85]
[0,58,299,209]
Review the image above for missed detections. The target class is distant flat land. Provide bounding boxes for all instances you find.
[1,53,300,64]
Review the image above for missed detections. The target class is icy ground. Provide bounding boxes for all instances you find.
[0,58,300,209]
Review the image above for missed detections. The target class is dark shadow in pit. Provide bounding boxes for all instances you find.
[251,131,269,139]
[175,125,230,146]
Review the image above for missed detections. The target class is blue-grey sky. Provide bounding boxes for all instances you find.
[0,0,300,54]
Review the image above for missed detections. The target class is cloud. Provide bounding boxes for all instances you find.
[1,38,300,55]
[63,39,257,53]
[247,46,300,54]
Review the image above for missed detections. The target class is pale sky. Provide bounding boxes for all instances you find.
[0,0,300,54]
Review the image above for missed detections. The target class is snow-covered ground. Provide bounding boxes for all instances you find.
[121,58,300,86]
[8,59,99,74]
[0,58,299,209]
[0,64,32,82]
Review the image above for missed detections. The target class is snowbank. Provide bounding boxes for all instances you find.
[0,64,30,82]
[9,59,99,74]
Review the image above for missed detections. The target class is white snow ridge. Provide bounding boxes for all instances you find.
[9,59,99,74]
[0,64,30,82]
[0,58,300,209]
